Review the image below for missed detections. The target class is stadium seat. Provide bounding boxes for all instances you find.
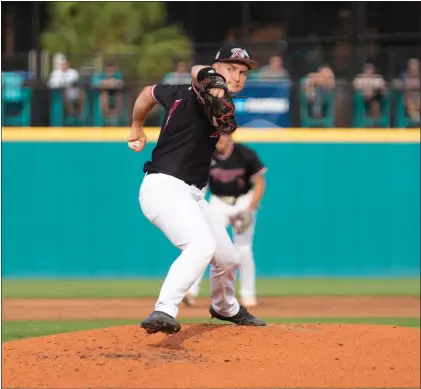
[91,73,128,127]
[49,88,91,127]
[299,78,335,128]
[353,90,391,128]
[1,72,32,126]
[394,89,421,129]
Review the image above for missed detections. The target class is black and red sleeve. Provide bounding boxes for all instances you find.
[151,84,181,110]
[242,146,267,178]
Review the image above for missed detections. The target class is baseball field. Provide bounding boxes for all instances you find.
[3,126,419,387]
[2,277,420,388]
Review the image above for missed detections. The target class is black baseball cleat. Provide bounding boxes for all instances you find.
[209,305,266,326]
[141,311,181,335]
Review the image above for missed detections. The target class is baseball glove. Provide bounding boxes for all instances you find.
[230,210,253,234]
[197,68,238,134]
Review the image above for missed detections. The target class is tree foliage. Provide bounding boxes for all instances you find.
[42,2,192,79]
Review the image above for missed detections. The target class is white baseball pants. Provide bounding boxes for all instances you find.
[188,190,257,300]
[138,172,241,318]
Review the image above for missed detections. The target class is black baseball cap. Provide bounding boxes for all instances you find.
[212,44,258,70]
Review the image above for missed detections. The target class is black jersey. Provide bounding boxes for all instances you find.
[143,83,219,188]
[208,143,266,197]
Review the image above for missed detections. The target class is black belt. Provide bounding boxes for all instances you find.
[146,171,206,190]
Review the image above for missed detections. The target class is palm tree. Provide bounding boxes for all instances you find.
[42,2,192,80]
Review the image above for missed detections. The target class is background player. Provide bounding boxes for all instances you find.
[127,45,266,334]
[184,134,267,308]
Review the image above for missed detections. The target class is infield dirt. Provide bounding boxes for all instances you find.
[2,296,420,388]
[3,296,420,320]
[2,323,420,388]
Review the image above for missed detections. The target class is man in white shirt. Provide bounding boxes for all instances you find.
[48,59,85,117]
[163,60,192,85]
[353,63,386,119]
[401,58,420,123]
[258,56,290,81]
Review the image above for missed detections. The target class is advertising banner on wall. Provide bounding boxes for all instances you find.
[234,81,292,128]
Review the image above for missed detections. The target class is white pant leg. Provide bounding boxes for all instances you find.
[139,173,216,318]
[188,270,205,298]
[187,197,231,298]
[234,225,256,298]
[200,198,242,317]
[232,192,257,299]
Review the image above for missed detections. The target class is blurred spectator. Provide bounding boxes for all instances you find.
[163,60,191,85]
[97,61,124,119]
[304,65,336,119]
[300,34,324,73]
[258,56,290,80]
[48,59,85,117]
[353,63,386,119]
[401,58,420,123]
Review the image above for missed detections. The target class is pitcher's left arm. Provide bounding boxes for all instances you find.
[248,173,266,212]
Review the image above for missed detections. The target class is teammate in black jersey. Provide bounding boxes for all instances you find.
[185,134,267,308]
[127,45,266,334]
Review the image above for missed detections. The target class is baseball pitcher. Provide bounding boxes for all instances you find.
[128,45,266,334]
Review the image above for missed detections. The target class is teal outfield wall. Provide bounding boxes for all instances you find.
[2,142,420,278]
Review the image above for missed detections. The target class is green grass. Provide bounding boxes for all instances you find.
[2,317,419,343]
[2,278,420,298]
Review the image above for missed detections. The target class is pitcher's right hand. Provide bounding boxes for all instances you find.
[128,124,147,152]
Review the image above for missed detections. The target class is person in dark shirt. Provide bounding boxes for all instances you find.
[97,61,124,119]
[127,45,266,334]
[185,134,267,308]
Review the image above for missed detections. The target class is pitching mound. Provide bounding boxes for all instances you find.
[2,324,420,388]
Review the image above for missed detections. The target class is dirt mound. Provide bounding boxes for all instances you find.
[2,324,420,388]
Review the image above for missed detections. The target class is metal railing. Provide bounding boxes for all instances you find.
[1,81,419,129]
[2,37,419,83]
[2,37,419,129]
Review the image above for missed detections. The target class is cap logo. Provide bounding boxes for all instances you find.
[215,51,220,59]
[230,48,249,59]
